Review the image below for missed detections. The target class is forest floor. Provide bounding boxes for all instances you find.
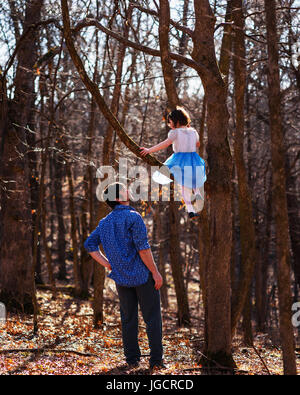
[0,278,299,375]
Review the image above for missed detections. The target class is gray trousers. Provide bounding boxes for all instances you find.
[116,274,163,365]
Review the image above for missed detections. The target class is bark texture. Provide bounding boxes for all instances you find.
[230,0,257,336]
[264,0,297,375]
[158,0,190,326]
[191,1,235,368]
[0,0,43,313]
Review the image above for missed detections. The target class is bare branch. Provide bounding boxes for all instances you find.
[73,18,203,74]
[60,0,163,167]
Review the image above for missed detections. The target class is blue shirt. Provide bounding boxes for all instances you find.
[84,204,150,287]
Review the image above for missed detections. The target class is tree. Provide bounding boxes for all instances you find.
[264,0,297,375]
[190,1,235,369]
[0,0,44,313]
[158,0,190,326]
[230,0,257,337]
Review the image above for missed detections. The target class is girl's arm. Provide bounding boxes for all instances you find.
[140,138,173,156]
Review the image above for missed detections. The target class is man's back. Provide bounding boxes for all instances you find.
[84,204,150,286]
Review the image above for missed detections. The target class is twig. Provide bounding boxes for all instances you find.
[182,367,248,374]
[252,344,271,375]
[0,348,99,358]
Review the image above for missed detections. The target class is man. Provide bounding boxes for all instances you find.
[84,182,164,370]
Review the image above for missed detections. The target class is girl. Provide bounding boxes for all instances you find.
[140,107,206,218]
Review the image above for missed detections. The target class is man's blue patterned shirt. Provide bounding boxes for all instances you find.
[84,204,150,287]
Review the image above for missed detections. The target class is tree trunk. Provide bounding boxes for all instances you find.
[102,6,132,165]
[93,203,110,328]
[231,0,257,336]
[54,157,67,280]
[192,0,236,369]
[82,103,97,295]
[158,0,180,109]
[154,205,169,309]
[264,0,297,375]
[158,0,190,326]
[198,204,210,347]
[242,286,253,346]
[94,4,132,325]
[169,185,190,326]
[285,150,300,293]
[218,0,234,93]
[174,0,189,86]
[41,199,57,298]
[255,189,271,333]
[66,162,82,295]
[80,40,99,298]
[0,0,43,313]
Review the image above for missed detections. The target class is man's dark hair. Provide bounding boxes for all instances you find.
[167,106,191,127]
[102,182,126,209]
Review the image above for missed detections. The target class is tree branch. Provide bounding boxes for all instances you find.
[128,1,194,37]
[2,18,59,81]
[72,18,203,74]
[60,0,162,167]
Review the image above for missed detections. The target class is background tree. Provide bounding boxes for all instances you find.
[0,0,44,313]
[264,0,297,375]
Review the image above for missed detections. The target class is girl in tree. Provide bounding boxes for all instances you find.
[140,107,206,218]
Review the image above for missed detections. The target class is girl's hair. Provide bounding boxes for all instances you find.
[167,106,191,127]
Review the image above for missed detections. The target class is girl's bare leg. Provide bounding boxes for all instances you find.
[192,186,205,212]
[193,187,204,200]
[182,186,196,213]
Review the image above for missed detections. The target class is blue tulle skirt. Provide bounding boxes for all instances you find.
[152,152,206,190]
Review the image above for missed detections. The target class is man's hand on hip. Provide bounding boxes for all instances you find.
[139,248,163,290]
[152,271,163,290]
